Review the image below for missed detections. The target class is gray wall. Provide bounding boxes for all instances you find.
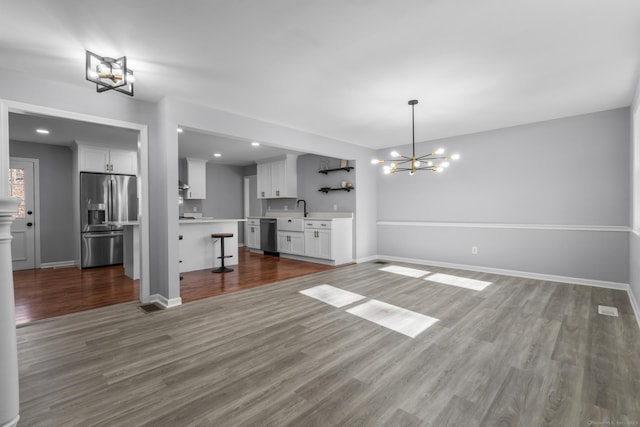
[630,95,640,312]
[202,162,245,242]
[9,141,74,264]
[178,159,246,242]
[632,244,639,309]
[376,108,631,284]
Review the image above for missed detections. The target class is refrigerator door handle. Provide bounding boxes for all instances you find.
[109,179,115,222]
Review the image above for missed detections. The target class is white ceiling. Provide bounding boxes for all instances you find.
[9,112,138,148]
[178,128,303,166]
[1,1,639,150]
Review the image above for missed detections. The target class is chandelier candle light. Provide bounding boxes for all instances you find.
[372,100,460,175]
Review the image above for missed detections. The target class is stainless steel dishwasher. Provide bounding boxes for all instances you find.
[260,218,278,254]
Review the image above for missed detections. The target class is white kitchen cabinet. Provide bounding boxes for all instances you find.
[304,228,331,259]
[256,155,297,199]
[186,158,207,199]
[246,219,261,249]
[303,218,352,265]
[257,162,271,199]
[277,231,305,255]
[78,145,137,175]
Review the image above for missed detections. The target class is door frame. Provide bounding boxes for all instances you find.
[9,157,40,269]
[0,99,151,303]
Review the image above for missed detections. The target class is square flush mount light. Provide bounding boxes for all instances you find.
[85,50,135,96]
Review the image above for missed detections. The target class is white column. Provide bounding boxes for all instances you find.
[0,197,20,427]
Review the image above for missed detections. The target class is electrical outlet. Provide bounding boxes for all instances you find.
[193,206,197,212]
[284,205,288,211]
[471,246,478,255]
[333,204,338,211]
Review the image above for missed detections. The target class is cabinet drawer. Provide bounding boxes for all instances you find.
[304,220,332,229]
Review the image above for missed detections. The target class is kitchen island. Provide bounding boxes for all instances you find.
[178,218,245,273]
[108,218,246,279]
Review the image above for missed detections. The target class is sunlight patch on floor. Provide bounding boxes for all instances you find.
[424,273,492,291]
[299,284,366,308]
[347,299,439,338]
[378,265,430,278]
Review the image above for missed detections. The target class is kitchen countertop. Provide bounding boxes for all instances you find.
[179,218,246,224]
[248,212,353,219]
[105,219,247,226]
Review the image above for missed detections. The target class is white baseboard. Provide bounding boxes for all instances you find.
[149,294,182,309]
[377,255,629,290]
[627,287,640,329]
[356,255,379,264]
[0,414,19,427]
[40,260,76,269]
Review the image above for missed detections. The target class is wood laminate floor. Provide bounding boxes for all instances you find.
[16,261,640,426]
[13,248,334,325]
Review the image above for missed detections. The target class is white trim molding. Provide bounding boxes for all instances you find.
[40,260,75,269]
[149,294,182,309]
[376,254,630,290]
[628,287,640,331]
[377,220,630,233]
[356,255,379,264]
[1,98,150,306]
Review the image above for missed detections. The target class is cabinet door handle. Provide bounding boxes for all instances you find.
[276,190,280,196]
[105,164,109,172]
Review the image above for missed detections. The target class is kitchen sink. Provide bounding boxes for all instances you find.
[277,218,304,232]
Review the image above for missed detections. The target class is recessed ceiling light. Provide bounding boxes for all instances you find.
[213,153,221,157]
[177,128,183,133]
[251,141,260,147]
[36,129,49,134]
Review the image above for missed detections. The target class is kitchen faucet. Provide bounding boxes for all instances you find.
[296,199,308,217]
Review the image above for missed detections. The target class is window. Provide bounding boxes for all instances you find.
[8,168,26,218]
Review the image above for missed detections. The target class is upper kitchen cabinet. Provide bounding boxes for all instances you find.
[77,144,137,175]
[257,154,298,199]
[185,158,207,199]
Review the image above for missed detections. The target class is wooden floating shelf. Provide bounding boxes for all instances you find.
[318,166,354,175]
[318,187,354,193]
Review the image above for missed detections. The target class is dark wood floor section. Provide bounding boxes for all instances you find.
[13,248,335,325]
[180,248,335,303]
[16,261,640,426]
[13,265,139,326]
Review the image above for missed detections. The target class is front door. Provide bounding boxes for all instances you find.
[10,158,37,270]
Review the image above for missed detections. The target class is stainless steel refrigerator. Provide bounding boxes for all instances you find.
[80,172,137,268]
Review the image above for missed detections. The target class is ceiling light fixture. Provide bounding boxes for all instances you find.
[251,142,260,147]
[213,153,222,157]
[177,128,184,133]
[36,129,49,134]
[372,100,460,175]
[85,50,135,96]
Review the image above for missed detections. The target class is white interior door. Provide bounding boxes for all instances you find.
[10,158,37,270]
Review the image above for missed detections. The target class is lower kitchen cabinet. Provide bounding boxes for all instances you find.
[277,231,305,255]
[303,218,352,265]
[246,219,261,249]
[304,228,332,259]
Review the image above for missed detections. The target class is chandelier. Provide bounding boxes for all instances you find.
[372,100,459,175]
[85,51,135,96]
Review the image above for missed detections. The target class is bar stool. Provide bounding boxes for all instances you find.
[211,233,234,273]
